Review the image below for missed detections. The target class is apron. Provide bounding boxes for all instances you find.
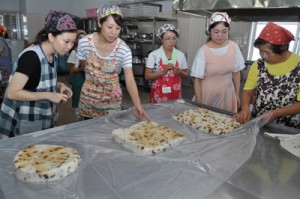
[150,47,182,103]
[253,59,300,129]
[200,42,237,113]
[79,36,122,118]
[0,43,57,137]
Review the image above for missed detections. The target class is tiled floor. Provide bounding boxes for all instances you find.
[56,75,150,126]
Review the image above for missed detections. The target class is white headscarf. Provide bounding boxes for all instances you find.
[209,12,231,26]
[156,24,179,39]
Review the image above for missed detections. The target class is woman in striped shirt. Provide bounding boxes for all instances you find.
[76,4,149,120]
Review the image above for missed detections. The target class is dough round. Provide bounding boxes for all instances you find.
[14,144,81,183]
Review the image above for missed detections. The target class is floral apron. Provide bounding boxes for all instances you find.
[79,36,122,118]
[253,59,300,129]
[150,48,181,103]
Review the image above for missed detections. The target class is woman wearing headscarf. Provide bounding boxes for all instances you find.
[191,12,245,113]
[0,10,77,139]
[76,4,149,120]
[235,22,300,129]
[145,24,188,104]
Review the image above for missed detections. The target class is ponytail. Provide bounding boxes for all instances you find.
[24,28,48,48]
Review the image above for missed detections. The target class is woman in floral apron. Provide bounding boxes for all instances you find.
[76,4,149,120]
[235,22,300,129]
[0,10,76,139]
[145,24,188,103]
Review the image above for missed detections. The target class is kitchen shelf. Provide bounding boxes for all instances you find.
[123,38,156,44]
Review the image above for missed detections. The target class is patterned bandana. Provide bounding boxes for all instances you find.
[209,12,231,26]
[45,10,77,32]
[97,4,123,19]
[156,24,178,39]
[258,22,295,45]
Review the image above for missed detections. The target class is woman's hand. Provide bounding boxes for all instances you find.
[49,93,70,103]
[261,110,278,124]
[173,66,181,75]
[234,108,251,124]
[58,82,73,98]
[162,63,174,75]
[133,104,151,121]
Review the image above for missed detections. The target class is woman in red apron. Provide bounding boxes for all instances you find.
[145,24,188,104]
[76,4,149,120]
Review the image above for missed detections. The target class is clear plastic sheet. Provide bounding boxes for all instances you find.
[0,100,268,199]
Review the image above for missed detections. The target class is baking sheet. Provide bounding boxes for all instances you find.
[0,100,268,199]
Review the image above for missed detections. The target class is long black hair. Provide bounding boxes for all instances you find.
[27,28,77,47]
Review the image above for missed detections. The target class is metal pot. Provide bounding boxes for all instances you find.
[127,33,136,40]
[138,33,150,39]
[132,56,142,64]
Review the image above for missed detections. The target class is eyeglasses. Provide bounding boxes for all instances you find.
[163,37,177,41]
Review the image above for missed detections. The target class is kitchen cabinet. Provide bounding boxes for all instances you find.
[120,16,177,88]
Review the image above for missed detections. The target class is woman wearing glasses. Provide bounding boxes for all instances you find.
[191,12,245,113]
[145,24,188,104]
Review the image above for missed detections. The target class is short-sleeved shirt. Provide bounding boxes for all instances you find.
[67,49,80,68]
[190,41,245,79]
[16,51,41,90]
[244,53,300,101]
[76,33,132,74]
[146,47,188,71]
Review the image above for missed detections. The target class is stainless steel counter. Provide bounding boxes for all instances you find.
[0,100,299,199]
[207,125,300,199]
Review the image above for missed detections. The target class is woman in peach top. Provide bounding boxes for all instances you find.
[190,12,245,113]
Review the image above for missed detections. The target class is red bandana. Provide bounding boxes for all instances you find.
[258,22,294,45]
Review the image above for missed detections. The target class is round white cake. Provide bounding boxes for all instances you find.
[14,144,81,183]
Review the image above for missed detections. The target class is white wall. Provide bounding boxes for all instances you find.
[1,0,173,42]
[1,0,112,42]
[24,0,73,14]
[0,0,20,12]
[176,16,207,68]
[23,0,110,17]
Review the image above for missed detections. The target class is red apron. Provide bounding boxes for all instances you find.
[150,59,182,103]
